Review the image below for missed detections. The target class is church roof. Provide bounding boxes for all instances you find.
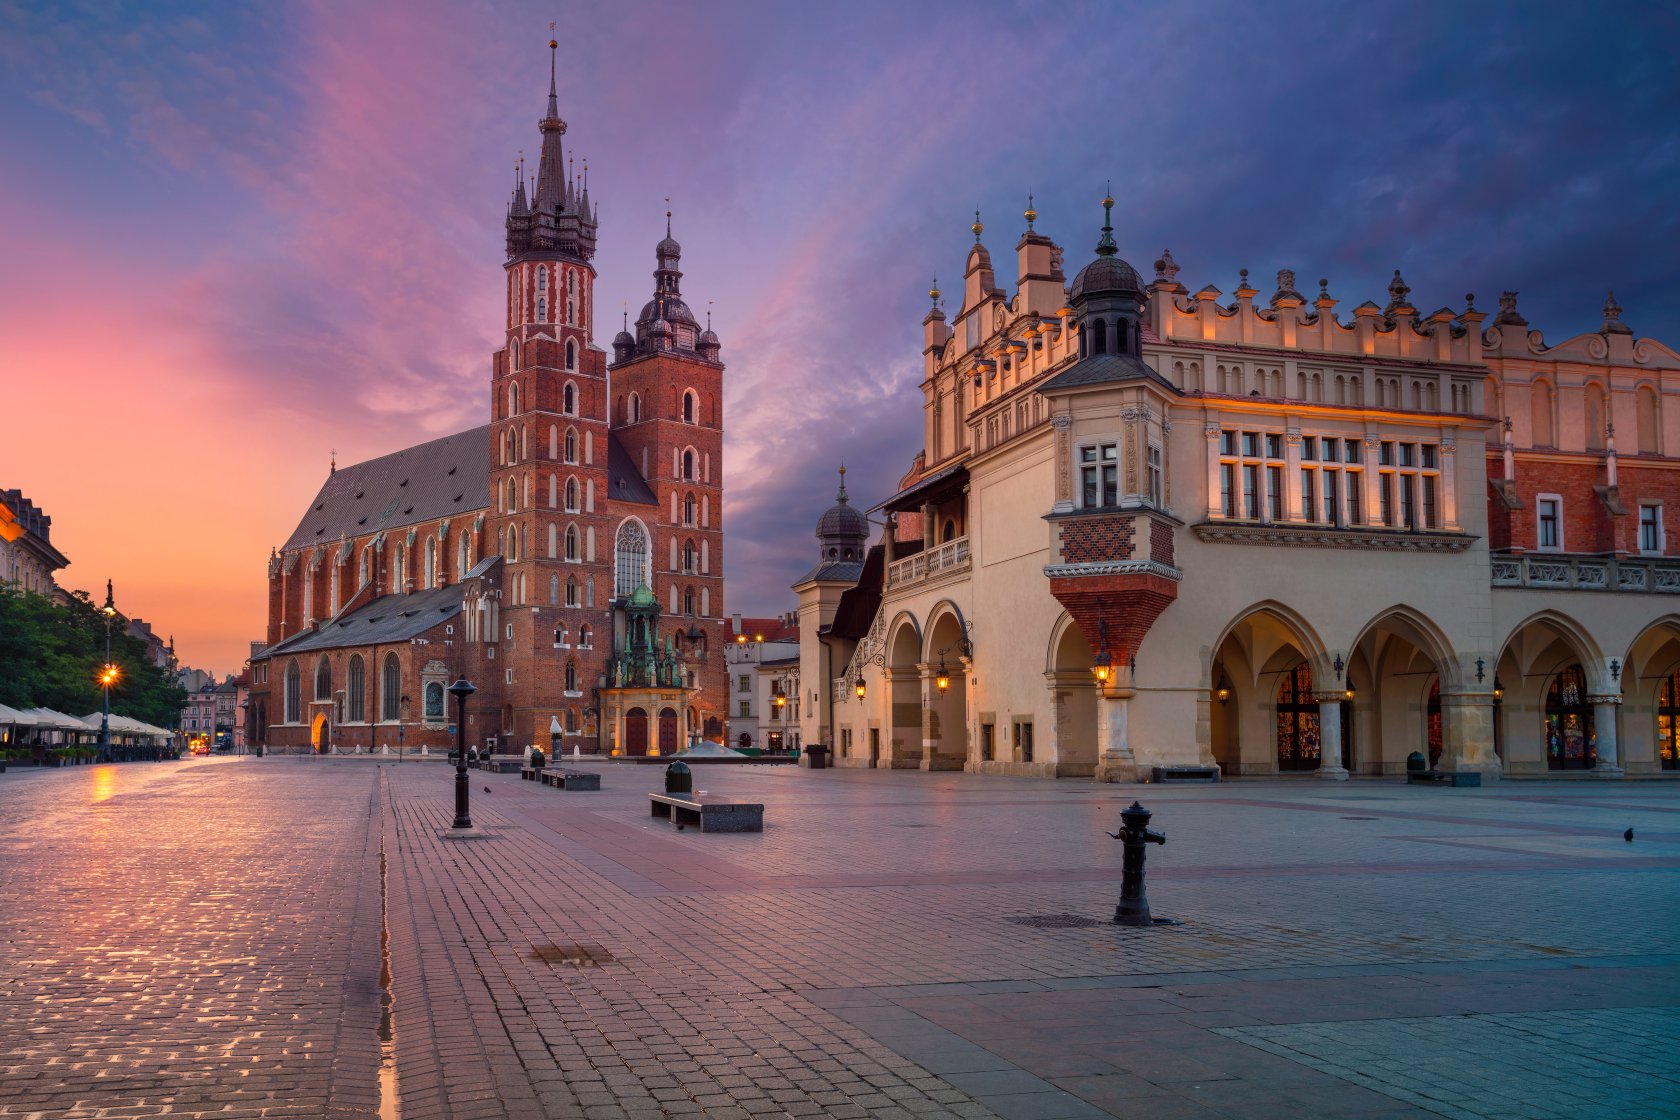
[259,583,463,659]
[281,425,658,554]
[283,427,490,552]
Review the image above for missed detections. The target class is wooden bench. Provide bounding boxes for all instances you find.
[1408,769,1481,787]
[539,769,601,791]
[649,792,763,832]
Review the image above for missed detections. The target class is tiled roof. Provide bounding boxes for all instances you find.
[1039,353,1180,395]
[283,427,490,552]
[259,584,463,658]
[606,433,659,506]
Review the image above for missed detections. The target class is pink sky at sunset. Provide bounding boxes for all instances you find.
[3,1,1674,675]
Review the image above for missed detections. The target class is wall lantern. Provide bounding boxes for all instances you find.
[1493,677,1504,702]
[1344,685,1357,702]
[736,634,746,644]
[935,656,951,694]
[854,676,867,700]
[1213,671,1231,705]
[1092,650,1112,685]
[773,687,786,710]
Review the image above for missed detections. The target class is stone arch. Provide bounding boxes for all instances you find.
[883,611,923,769]
[920,600,967,664]
[1208,601,1330,776]
[1344,605,1460,774]
[1044,611,1098,776]
[1495,609,1607,776]
[1622,617,1680,773]
[923,604,970,770]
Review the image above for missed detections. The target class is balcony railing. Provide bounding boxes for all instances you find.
[1491,553,1680,593]
[887,535,971,588]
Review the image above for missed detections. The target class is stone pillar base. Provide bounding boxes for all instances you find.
[1317,763,1350,781]
[1594,765,1625,780]
[1095,756,1140,783]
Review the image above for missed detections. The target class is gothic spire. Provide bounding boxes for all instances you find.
[533,37,568,215]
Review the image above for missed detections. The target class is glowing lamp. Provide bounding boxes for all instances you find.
[935,658,951,694]
[854,676,866,700]
[1092,650,1112,685]
[1214,683,1230,705]
[1344,686,1356,702]
[1493,678,1504,702]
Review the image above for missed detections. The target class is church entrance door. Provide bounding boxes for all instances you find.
[658,708,679,755]
[311,713,328,754]
[624,708,648,756]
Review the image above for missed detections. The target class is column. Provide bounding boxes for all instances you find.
[1096,674,1137,783]
[1440,689,1500,779]
[1284,429,1304,521]
[1439,437,1460,530]
[919,663,937,771]
[1204,424,1223,517]
[1590,695,1624,777]
[1361,435,1382,527]
[1316,694,1349,780]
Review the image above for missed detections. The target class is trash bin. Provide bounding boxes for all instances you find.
[806,745,830,770]
[665,760,693,794]
[1405,751,1428,774]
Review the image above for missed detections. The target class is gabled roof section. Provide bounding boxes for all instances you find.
[606,432,659,506]
[283,427,490,551]
[826,542,889,641]
[259,584,464,659]
[1039,353,1181,395]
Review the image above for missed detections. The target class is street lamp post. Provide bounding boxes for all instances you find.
[99,580,118,762]
[448,678,476,830]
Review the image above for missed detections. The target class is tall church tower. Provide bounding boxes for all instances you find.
[610,215,727,726]
[491,39,608,616]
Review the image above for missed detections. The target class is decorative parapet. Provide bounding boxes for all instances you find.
[887,535,970,588]
[1491,554,1680,593]
[1192,522,1477,553]
[1042,559,1183,581]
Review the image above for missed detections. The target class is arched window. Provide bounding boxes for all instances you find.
[381,654,401,722]
[549,573,559,605]
[565,477,580,511]
[564,427,577,463]
[1585,384,1606,450]
[547,523,557,558]
[564,383,577,414]
[585,576,595,607]
[347,655,366,722]
[537,296,547,320]
[510,338,520,370]
[506,526,518,562]
[1115,319,1128,353]
[360,548,370,587]
[509,382,519,417]
[315,655,332,701]
[566,339,577,370]
[458,534,470,576]
[1638,386,1661,454]
[682,449,695,480]
[683,390,696,423]
[565,661,578,692]
[683,586,696,615]
[1532,380,1555,447]
[565,524,579,561]
[425,538,437,588]
[1091,318,1108,355]
[537,266,547,292]
[615,520,648,598]
[682,539,697,573]
[284,660,300,724]
[1276,663,1321,772]
[566,576,578,607]
[630,392,642,422]
[424,680,444,721]
[392,545,405,592]
[942,518,956,543]
[506,478,517,513]
[1545,665,1595,771]
[683,493,697,525]
[579,624,592,648]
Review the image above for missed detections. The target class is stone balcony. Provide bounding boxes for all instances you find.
[887,535,970,589]
[1490,553,1680,593]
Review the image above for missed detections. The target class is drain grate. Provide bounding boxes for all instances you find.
[530,943,614,967]
[1006,913,1107,929]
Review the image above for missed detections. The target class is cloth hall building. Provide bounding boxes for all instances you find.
[797,200,1680,781]
[248,48,727,757]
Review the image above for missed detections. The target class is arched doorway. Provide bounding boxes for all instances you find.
[1544,665,1595,770]
[1209,604,1327,775]
[1346,608,1456,775]
[924,608,970,770]
[1659,673,1680,771]
[311,712,328,753]
[624,708,648,756]
[886,616,922,768]
[1495,611,1601,776]
[658,708,679,755]
[1047,616,1099,777]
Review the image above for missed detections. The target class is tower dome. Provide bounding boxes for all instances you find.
[815,466,869,564]
[1069,191,1146,302]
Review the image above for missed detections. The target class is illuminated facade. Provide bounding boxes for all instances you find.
[799,201,1680,780]
[248,46,727,756]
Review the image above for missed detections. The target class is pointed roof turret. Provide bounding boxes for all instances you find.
[1069,189,1145,303]
[506,39,597,262]
[533,38,568,214]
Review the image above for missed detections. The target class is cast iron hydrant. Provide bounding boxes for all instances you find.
[1109,800,1166,926]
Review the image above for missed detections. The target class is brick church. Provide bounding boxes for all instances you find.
[248,44,726,757]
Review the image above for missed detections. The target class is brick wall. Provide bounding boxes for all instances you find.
[1491,451,1680,555]
[1150,520,1175,567]
[1059,514,1134,564]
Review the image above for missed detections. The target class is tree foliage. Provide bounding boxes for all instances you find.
[0,586,187,727]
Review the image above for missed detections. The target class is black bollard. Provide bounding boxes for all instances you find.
[1109,801,1166,926]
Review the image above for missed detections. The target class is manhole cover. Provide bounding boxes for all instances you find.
[1006,914,1107,929]
[530,943,614,967]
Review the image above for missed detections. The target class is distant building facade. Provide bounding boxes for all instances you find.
[247,47,727,757]
[723,613,799,750]
[0,489,69,595]
[799,200,1680,780]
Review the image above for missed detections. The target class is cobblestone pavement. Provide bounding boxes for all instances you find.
[2,757,1677,1118]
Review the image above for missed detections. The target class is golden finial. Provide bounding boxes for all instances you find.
[1024,193,1036,230]
[972,209,983,242]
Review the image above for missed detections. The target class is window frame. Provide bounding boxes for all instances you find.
[1536,493,1564,552]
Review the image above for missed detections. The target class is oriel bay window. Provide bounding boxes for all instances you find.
[1080,443,1118,508]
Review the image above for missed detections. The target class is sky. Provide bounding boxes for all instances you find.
[2,1,1676,676]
